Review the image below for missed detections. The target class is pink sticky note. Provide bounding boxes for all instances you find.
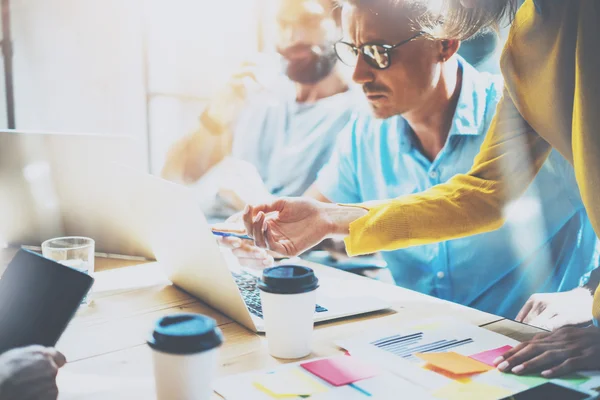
[301,355,380,387]
[469,345,513,367]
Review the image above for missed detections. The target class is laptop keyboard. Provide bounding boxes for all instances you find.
[232,271,328,318]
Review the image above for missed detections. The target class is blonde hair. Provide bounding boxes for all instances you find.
[417,0,519,40]
[337,0,519,40]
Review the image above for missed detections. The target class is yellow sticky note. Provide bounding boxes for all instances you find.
[416,352,494,375]
[433,381,514,400]
[253,369,328,398]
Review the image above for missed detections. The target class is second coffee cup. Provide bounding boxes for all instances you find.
[258,265,319,359]
[147,313,223,400]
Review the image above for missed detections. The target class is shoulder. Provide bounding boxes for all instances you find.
[469,62,505,121]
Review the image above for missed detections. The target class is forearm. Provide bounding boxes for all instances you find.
[161,125,232,184]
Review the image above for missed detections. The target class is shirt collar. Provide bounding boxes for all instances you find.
[395,56,496,153]
[447,56,492,138]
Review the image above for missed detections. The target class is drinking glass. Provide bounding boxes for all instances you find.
[41,236,95,305]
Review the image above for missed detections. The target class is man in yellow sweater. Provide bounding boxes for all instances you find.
[241,0,600,378]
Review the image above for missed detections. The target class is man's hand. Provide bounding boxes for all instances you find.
[218,236,276,269]
[242,198,337,257]
[0,345,66,400]
[215,213,276,269]
[515,287,593,331]
[494,326,600,377]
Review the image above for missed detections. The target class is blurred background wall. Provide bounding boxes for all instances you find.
[1,0,505,174]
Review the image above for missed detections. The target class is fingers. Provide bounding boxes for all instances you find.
[242,200,286,234]
[225,211,244,224]
[234,256,274,269]
[218,236,244,250]
[508,349,568,375]
[515,299,534,323]
[541,356,586,378]
[497,342,553,373]
[245,209,266,246]
[495,342,539,371]
[218,233,274,268]
[494,342,528,367]
[243,205,256,239]
[231,247,274,269]
[44,349,66,368]
[527,310,557,331]
[264,220,290,256]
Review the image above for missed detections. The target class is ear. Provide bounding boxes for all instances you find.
[438,39,460,62]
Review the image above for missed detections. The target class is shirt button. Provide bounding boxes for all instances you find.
[437,271,445,279]
[429,170,438,179]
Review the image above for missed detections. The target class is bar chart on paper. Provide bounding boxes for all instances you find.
[371,332,474,361]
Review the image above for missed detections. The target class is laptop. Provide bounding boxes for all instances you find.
[0,130,153,258]
[123,169,391,333]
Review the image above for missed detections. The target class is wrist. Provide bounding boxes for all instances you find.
[321,203,368,237]
[580,267,600,295]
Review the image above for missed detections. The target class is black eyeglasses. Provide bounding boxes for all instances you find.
[333,32,424,70]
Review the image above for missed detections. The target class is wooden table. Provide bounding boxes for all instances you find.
[2,251,546,399]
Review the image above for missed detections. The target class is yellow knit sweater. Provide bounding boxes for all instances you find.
[345,0,600,258]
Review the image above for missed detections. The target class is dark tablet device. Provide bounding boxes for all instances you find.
[0,249,94,353]
[501,382,598,400]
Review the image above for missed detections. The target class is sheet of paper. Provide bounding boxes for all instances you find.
[253,369,328,398]
[301,355,380,387]
[335,317,519,392]
[469,345,513,367]
[432,380,514,400]
[415,352,494,375]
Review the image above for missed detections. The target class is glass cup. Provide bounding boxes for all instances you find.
[41,236,95,305]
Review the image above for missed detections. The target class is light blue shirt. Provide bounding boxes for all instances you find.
[316,58,598,319]
[231,76,363,197]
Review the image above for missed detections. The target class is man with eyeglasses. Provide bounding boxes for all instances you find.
[226,0,599,326]
[162,0,362,218]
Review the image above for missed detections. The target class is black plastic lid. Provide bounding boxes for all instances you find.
[258,265,319,294]
[147,313,223,355]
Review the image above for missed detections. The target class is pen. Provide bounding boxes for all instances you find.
[212,231,253,241]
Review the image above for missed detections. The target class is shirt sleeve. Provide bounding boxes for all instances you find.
[314,117,362,204]
[344,88,553,256]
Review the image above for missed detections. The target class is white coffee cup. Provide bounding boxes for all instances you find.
[147,313,223,400]
[258,265,319,359]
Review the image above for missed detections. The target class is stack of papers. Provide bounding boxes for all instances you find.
[214,318,600,399]
[335,317,600,399]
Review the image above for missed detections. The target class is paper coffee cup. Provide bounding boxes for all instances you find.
[258,265,319,359]
[147,313,223,400]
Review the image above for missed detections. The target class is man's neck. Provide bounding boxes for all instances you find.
[294,68,349,103]
[404,58,462,162]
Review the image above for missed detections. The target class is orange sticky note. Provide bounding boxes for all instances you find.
[423,364,472,383]
[415,352,493,375]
